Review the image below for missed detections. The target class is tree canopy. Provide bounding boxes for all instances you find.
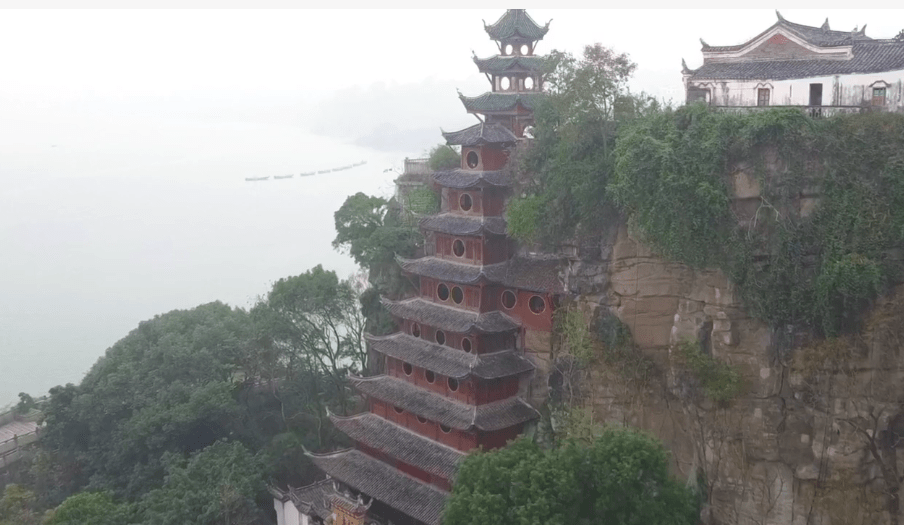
[443,429,698,525]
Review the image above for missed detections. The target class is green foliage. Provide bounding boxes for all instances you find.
[427,144,461,171]
[504,194,542,245]
[675,340,742,403]
[594,313,654,382]
[0,485,40,525]
[138,441,265,525]
[333,192,418,269]
[44,492,131,525]
[15,394,35,415]
[555,306,594,365]
[444,429,698,525]
[611,107,904,336]
[404,186,440,216]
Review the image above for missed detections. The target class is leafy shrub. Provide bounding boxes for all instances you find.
[505,195,543,245]
[428,144,460,171]
[675,340,742,403]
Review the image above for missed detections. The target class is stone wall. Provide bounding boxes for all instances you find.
[554,162,904,524]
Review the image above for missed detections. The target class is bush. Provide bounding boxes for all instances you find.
[675,340,742,403]
[428,144,460,171]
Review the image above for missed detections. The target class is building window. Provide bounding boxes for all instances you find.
[425,370,436,384]
[757,88,770,107]
[809,83,823,106]
[451,286,464,304]
[873,87,887,106]
[448,378,459,392]
[411,323,421,338]
[461,337,473,353]
[466,151,479,169]
[501,290,517,309]
[440,424,452,434]
[416,415,428,424]
[459,193,473,211]
[437,283,450,301]
[435,330,446,345]
[452,239,465,257]
[403,362,413,376]
[393,406,404,414]
[529,295,547,314]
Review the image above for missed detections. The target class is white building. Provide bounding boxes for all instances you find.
[683,12,904,113]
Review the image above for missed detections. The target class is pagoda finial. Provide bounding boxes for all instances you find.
[776,10,785,22]
[700,38,709,48]
[821,18,830,30]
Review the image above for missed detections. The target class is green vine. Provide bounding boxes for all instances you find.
[675,339,742,403]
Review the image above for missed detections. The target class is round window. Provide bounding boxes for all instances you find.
[504,44,513,55]
[466,151,479,169]
[501,290,517,309]
[425,370,436,384]
[500,77,510,90]
[461,337,472,353]
[435,330,446,345]
[440,424,452,434]
[452,239,465,257]
[520,44,529,55]
[525,76,534,90]
[529,295,547,314]
[448,378,459,392]
[437,283,450,301]
[403,362,413,376]
[459,193,473,211]
[451,286,464,304]
[416,415,427,424]
[393,406,404,414]
[411,323,421,337]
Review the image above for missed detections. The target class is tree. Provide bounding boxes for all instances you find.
[506,43,658,247]
[332,192,418,270]
[443,429,698,525]
[44,492,131,525]
[427,144,460,171]
[0,484,40,525]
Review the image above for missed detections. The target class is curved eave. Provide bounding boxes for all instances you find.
[484,9,550,42]
[458,92,544,114]
[380,297,520,334]
[307,448,447,525]
[396,255,497,286]
[350,374,540,432]
[420,213,507,237]
[473,55,550,74]
[440,123,518,147]
[365,331,534,380]
[432,168,511,189]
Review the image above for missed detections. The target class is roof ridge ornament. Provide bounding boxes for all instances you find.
[699,38,709,48]
[821,18,830,31]
[681,58,689,72]
[776,10,785,22]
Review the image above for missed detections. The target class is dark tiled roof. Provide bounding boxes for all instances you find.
[365,332,533,380]
[690,40,904,81]
[381,297,519,334]
[484,9,550,41]
[309,448,448,525]
[286,480,334,519]
[441,123,518,146]
[330,412,464,479]
[473,54,551,74]
[459,92,544,113]
[396,255,565,294]
[351,375,539,431]
[433,168,511,189]
[420,213,506,236]
[701,16,872,52]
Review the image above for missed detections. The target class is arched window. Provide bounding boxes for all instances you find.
[440,424,452,434]
[461,337,473,353]
[452,239,465,257]
[524,76,534,90]
[466,151,479,169]
[393,406,404,414]
[411,323,421,337]
[448,378,459,392]
[403,362,413,376]
[416,415,428,424]
[435,330,446,345]
[501,77,510,90]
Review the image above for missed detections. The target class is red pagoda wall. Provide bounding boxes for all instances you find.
[384,356,520,406]
[398,319,516,355]
[434,234,510,265]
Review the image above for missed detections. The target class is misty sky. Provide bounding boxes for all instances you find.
[1,8,902,406]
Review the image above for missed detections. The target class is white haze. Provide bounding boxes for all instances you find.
[1,9,902,406]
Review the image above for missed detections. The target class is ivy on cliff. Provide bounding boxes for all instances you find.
[610,106,904,336]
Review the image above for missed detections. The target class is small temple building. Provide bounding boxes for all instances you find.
[683,11,904,112]
[271,9,564,525]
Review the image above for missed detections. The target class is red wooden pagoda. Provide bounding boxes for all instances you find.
[272,10,562,525]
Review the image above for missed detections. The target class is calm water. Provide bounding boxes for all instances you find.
[0,109,402,407]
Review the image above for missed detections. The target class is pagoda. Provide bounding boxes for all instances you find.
[272,10,562,525]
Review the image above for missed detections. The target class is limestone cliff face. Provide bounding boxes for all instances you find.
[550,166,904,524]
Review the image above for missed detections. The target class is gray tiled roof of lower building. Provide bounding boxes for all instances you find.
[309,449,448,525]
[690,40,904,81]
[433,168,511,189]
[351,374,539,432]
[365,332,534,380]
[381,297,519,334]
[441,123,518,146]
[330,412,464,479]
[459,92,545,113]
[286,480,334,519]
[420,213,506,236]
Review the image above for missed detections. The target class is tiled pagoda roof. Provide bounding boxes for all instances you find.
[459,92,544,113]
[441,123,518,146]
[396,255,565,294]
[420,213,506,236]
[689,39,904,80]
[309,448,448,525]
[484,9,550,41]
[432,168,511,189]
[365,332,534,380]
[352,375,539,431]
[330,412,464,479]
[381,297,519,334]
[473,54,550,74]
